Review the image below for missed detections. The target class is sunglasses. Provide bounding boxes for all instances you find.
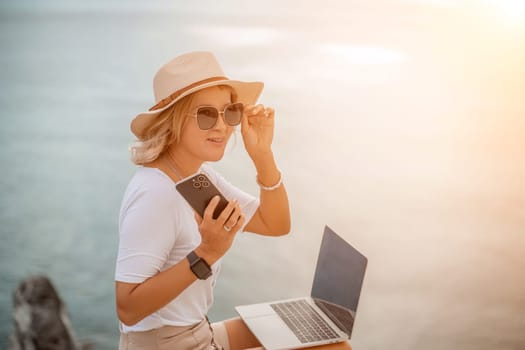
[187,103,244,130]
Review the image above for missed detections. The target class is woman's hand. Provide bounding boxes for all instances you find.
[194,196,245,264]
[241,104,275,162]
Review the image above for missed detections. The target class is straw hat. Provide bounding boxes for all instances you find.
[131,51,264,140]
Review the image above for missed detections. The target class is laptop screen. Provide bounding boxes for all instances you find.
[311,226,368,337]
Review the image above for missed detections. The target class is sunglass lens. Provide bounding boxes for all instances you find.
[196,107,218,130]
[224,103,243,126]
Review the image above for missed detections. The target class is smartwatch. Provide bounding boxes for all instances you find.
[187,251,212,280]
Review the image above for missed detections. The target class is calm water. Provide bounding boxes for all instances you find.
[1,1,524,349]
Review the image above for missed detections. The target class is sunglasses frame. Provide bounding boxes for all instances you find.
[187,102,244,130]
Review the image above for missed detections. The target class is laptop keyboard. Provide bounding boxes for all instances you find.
[270,299,339,343]
[317,300,354,332]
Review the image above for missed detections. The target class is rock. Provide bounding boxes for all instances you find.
[8,275,93,350]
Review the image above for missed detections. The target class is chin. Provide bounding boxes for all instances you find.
[204,150,226,162]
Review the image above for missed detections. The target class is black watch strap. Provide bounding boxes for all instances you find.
[187,250,212,280]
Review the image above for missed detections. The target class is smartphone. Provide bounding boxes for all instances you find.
[176,173,229,219]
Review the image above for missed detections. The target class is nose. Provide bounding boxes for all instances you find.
[212,112,229,131]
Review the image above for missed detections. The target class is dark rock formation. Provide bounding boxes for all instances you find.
[8,275,93,350]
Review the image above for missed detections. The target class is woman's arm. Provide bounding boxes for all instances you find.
[244,152,290,236]
[241,105,291,236]
[116,198,244,326]
[116,257,197,326]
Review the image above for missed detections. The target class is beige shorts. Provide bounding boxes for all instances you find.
[118,318,230,350]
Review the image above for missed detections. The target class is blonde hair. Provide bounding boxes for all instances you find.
[130,93,195,165]
[129,85,237,165]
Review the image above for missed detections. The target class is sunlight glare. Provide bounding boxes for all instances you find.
[485,0,525,27]
[320,44,406,65]
[188,25,283,47]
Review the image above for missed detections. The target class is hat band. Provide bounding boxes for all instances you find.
[149,76,228,111]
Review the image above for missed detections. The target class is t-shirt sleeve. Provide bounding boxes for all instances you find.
[115,181,178,283]
[203,165,260,232]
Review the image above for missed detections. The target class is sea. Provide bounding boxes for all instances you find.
[1,1,524,349]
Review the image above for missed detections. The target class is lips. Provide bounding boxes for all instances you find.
[207,137,225,143]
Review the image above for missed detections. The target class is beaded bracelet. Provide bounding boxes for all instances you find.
[256,172,283,191]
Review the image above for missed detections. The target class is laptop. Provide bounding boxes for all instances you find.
[235,226,367,350]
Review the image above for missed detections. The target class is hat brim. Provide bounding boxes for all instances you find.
[131,79,264,140]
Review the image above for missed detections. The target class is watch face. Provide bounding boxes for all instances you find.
[193,260,212,279]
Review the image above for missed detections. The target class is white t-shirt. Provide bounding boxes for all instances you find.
[115,164,259,333]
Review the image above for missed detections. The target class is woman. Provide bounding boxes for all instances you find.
[115,51,291,349]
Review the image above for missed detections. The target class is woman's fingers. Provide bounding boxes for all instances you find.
[197,197,245,260]
[202,197,241,229]
[231,214,245,232]
[244,104,263,115]
[194,212,203,225]
[217,199,238,226]
[264,107,275,119]
[244,104,273,118]
[223,204,243,231]
[203,196,221,221]
[244,108,274,132]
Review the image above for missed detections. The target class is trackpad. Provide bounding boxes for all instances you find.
[243,314,299,349]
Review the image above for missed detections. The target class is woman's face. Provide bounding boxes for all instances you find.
[174,86,235,163]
